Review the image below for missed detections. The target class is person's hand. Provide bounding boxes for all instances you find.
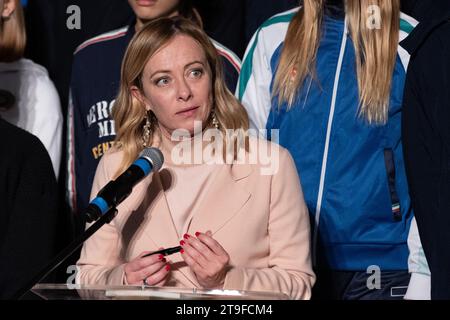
[124,250,171,286]
[179,231,230,289]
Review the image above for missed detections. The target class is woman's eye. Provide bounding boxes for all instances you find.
[190,69,203,78]
[155,77,170,86]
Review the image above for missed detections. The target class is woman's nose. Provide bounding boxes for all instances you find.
[177,79,192,101]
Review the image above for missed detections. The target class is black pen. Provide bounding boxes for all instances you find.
[142,246,182,258]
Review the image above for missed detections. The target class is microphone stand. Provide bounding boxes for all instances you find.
[12,207,118,300]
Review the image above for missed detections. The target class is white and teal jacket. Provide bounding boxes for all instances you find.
[238,7,419,271]
[405,217,431,300]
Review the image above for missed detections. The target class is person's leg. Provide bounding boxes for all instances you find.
[341,271,410,300]
[312,269,410,300]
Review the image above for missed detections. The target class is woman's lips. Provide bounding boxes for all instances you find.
[136,0,157,7]
[176,106,200,117]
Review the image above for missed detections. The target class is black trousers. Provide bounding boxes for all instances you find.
[312,269,411,300]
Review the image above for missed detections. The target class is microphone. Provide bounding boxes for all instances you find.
[13,147,163,299]
[85,147,164,222]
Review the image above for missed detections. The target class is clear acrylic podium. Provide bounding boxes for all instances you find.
[31,284,289,300]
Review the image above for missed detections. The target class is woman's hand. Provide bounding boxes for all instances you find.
[124,250,171,286]
[180,231,230,289]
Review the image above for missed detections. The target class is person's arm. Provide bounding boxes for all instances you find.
[66,55,87,215]
[402,23,450,299]
[432,30,450,298]
[66,88,76,213]
[404,217,431,300]
[29,71,62,179]
[0,136,58,299]
[223,147,315,299]
[237,26,276,133]
[211,38,242,93]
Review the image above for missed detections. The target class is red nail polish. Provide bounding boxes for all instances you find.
[195,231,201,237]
[183,234,190,239]
[158,254,164,260]
[180,249,184,254]
[165,264,171,271]
[180,240,185,246]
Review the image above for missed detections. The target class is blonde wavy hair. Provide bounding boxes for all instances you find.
[272,0,400,124]
[0,0,26,62]
[113,17,249,175]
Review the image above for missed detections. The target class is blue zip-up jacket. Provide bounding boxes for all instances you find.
[67,21,242,215]
[238,7,418,271]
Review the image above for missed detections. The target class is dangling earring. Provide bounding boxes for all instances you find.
[211,109,220,130]
[142,111,152,147]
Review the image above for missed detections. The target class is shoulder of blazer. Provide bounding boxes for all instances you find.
[230,137,289,181]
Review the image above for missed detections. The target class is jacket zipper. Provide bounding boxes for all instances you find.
[312,19,348,266]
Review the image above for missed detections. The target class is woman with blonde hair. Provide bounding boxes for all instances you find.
[76,17,315,300]
[0,0,62,178]
[238,0,418,299]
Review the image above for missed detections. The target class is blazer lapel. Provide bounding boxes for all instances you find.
[185,163,253,236]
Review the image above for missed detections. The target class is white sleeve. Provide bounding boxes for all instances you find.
[237,28,275,136]
[404,216,431,300]
[29,75,63,179]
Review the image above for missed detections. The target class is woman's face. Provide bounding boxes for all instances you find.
[134,34,213,136]
[128,0,180,30]
[1,0,16,21]
[128,0,179,19]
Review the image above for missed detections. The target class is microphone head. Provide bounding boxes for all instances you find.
[140,147,164,171]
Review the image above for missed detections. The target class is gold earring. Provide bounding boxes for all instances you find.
[212,109,219,130]
[142,111,152,147]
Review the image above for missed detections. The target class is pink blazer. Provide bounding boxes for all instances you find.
[77,140,315,299]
